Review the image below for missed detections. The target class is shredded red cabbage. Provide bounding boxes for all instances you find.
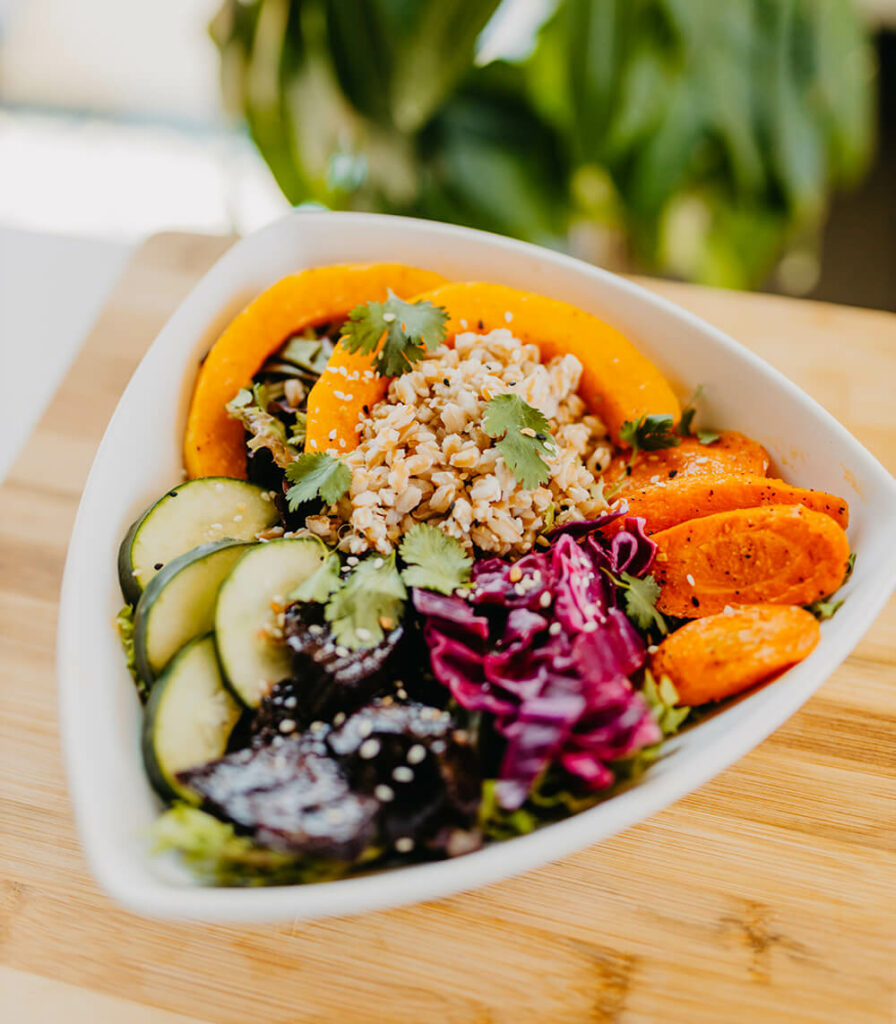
[414,516,661,809]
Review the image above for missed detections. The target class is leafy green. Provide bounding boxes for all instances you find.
[341,292,448,377]
[604,569,668,636]
[482,393,556,489]
[290,410,307,446]
[478,771,605,841]
[151,804,354,887]
[641,669,690,736]
[290,552,343,603]
[325,553,407,650]
[478,779,541,841]
[619,413,680,468]
[226,384,299,470]
[116,604,147,702]
[399,523,472,595]
[806,597,844,621]
[278,334,334,376]
[845,551,856,580]
[285,452,352,510]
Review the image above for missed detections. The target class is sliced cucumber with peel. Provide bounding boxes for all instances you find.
[118,477,279,604]
[215,537,328,707]
[142,634,241,802]
[134,539,252,683]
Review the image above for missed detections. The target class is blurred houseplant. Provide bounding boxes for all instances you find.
[212,0,874,290]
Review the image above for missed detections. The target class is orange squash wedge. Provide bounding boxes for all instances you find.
[183,263,445,478]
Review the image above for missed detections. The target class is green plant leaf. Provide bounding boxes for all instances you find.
[399,523,472,595]
[285,452,352,509]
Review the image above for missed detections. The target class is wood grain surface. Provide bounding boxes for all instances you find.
[1,233,894,1024]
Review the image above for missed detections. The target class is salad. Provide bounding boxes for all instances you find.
[116,263,853,885]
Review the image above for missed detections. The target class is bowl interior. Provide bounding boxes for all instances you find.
[58,211,896,922]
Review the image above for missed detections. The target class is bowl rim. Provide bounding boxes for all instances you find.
[57,210,896,923]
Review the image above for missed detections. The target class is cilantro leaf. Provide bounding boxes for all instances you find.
[289,553,342,603]
[483,393,556,489]
[805,597,845,620]
[399,523,472,595]
[226,384,299,470]
[677,386,720,445]
[325,553,407,650]
[341,292,448,377]
[619,413,680,468]
[604,569,669,636]
[285,452,351,510]
[116,604,148,702]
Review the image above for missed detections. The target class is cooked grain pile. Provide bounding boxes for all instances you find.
[306,329,611,556]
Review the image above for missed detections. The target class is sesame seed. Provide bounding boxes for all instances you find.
[686,574,695,586]
[214,482,224,491]
[278,719,296,734]
[539,591,552,608]
[359,738,381,759]
[459,319,468,329]
[374,784,394,802]
[382,313,396,323]
[395,837,415,853]
[355,627,372,641]
[407,744,426,764]
[209,522,222,531]
[504,311,513,323]
[347,556,359,566]
[338,366,348,376]
[345,394,353,402]
[284,696,297,709]
[310,720,326,733]
[396,688,408,700]
[549,622,562,636]
[334,390,346,400]
[333,712,346,726]
[582,620,597,633]
[392,765,414,783]
[233,514,243,523]
[647,644,659,654]
[335,645,349,658]
[328,429,337,440]
[519,426,537,438]
[308,624,323,636]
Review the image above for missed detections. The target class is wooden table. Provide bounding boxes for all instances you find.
[2,233,894,1024]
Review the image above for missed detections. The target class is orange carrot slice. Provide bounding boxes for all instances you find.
[618,474,849,534]
[652,504,851,617]
[650,605,820,705]
[183,264,445,478]
[602,431,771,492]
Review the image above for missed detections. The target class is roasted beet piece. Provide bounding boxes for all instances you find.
[178,731,379,861]
[281,602,408,722]
[327,702,482,857]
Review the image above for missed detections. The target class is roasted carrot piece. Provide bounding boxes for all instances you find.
[650,605,820,705]
[410,281,680,444]
[602,431,771,492]
[183,264,445,478]
[617,473,849,534]
[652,504,851,617]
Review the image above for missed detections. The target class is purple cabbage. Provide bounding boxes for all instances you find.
[414,517,662,810]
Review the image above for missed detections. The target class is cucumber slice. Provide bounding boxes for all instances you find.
[134,539,252,683]
[215,537,328,707]
[142,634,241,802]
[118,477,279,604]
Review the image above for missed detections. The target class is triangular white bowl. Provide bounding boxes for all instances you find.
[58,211,896,922]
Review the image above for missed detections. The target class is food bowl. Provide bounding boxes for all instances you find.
[57,211,896,922]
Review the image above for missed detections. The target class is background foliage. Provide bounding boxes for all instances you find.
[212,0,874,289]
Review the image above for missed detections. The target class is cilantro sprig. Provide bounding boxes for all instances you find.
[341,292,448,377]
[325,553,407,650]
[483,393,556,489]
[603,568,669,636]
[677,386,721,445]
[399,523,472,595]
[285,452,352,510]
[619,414,680,469]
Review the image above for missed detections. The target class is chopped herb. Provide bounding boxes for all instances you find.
[677,386,720,445]
[619,413,680,468]
[116,604,148,702]
[325,553,407,650]
[285,452,352,510]
[278,333,333,375]
[226,384,298,469]
[806,597,845,620]
[845,551,856,580]
[482,393,556,489]
[290,553,342,603]
[604,568,668,635]
[399,523,472,595]
[341,292,448,377]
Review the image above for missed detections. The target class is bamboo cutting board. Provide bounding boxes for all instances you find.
[1,233,894,1024]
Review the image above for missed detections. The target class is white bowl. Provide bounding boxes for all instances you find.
[58,211,896,923]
